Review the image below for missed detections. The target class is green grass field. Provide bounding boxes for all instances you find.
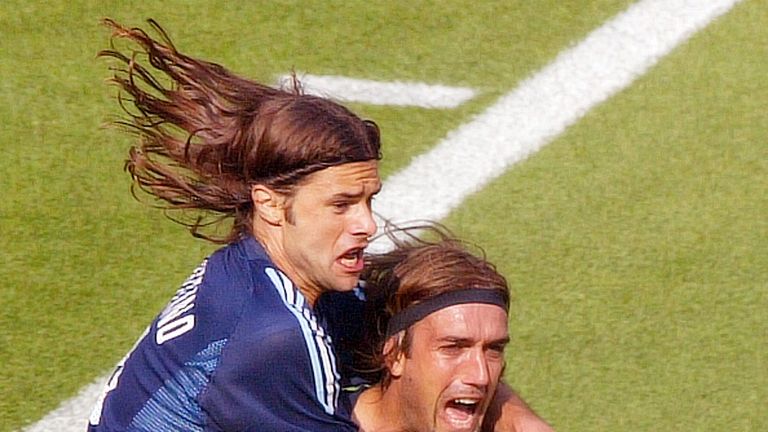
[1,1,765,431]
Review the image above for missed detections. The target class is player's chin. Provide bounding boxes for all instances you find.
[328,272,361,292]
[331,262,364,291]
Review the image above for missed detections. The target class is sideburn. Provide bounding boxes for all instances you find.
[283,195,296,225]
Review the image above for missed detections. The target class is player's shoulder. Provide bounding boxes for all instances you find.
[199,236,287,297]
[220,280,330,366]
[169,236,297,342]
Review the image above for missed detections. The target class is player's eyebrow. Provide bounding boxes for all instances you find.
[329,190,364,201]
[437,336,473,345]
[437,335,510,346]
[330,183,381,200]
[487,336,511,347]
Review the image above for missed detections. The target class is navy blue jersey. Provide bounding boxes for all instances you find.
[88,236,358,432]
[317,288,375,414]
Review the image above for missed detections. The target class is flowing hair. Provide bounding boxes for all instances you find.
[99,18,381,243]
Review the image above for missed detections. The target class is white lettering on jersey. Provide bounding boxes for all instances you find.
[155,259,207,345]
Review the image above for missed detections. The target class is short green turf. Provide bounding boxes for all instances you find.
[5,1,763,431]
[448,1,767,429]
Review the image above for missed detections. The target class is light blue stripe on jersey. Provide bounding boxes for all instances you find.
[264,267,340,415]
[300,302,341,410]
[129,339,227,431]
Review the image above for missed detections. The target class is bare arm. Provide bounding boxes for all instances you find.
[482,382,554,432]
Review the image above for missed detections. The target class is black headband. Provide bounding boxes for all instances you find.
[385,288,507,338]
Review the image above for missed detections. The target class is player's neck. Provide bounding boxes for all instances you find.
[355,385,411,432]
[252,224,322,306]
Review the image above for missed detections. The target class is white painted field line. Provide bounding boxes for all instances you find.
[369,0,742,252]
[279,74,477,108]
[21,377,108,432]
[23,0,741,430]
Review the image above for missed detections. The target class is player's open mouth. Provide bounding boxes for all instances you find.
[442,398,482,431]
[338,247,365,272]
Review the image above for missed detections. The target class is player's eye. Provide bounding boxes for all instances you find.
[332,201,351,212]
[486,343,507,360]
[439,339,471,356]
[439,343,461,354]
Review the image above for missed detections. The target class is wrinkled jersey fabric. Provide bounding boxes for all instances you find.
[88,236,357,432]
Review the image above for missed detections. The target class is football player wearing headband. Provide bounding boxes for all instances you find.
[348,227,554,432]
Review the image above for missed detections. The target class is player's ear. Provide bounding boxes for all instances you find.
[385,333,406,378]
[251,184,285,226]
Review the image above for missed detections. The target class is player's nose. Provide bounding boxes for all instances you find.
[351,201,377,237]
[460,348,491,388]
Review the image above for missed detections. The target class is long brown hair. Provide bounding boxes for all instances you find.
[99,19,381,243]
[356,224,510,388]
